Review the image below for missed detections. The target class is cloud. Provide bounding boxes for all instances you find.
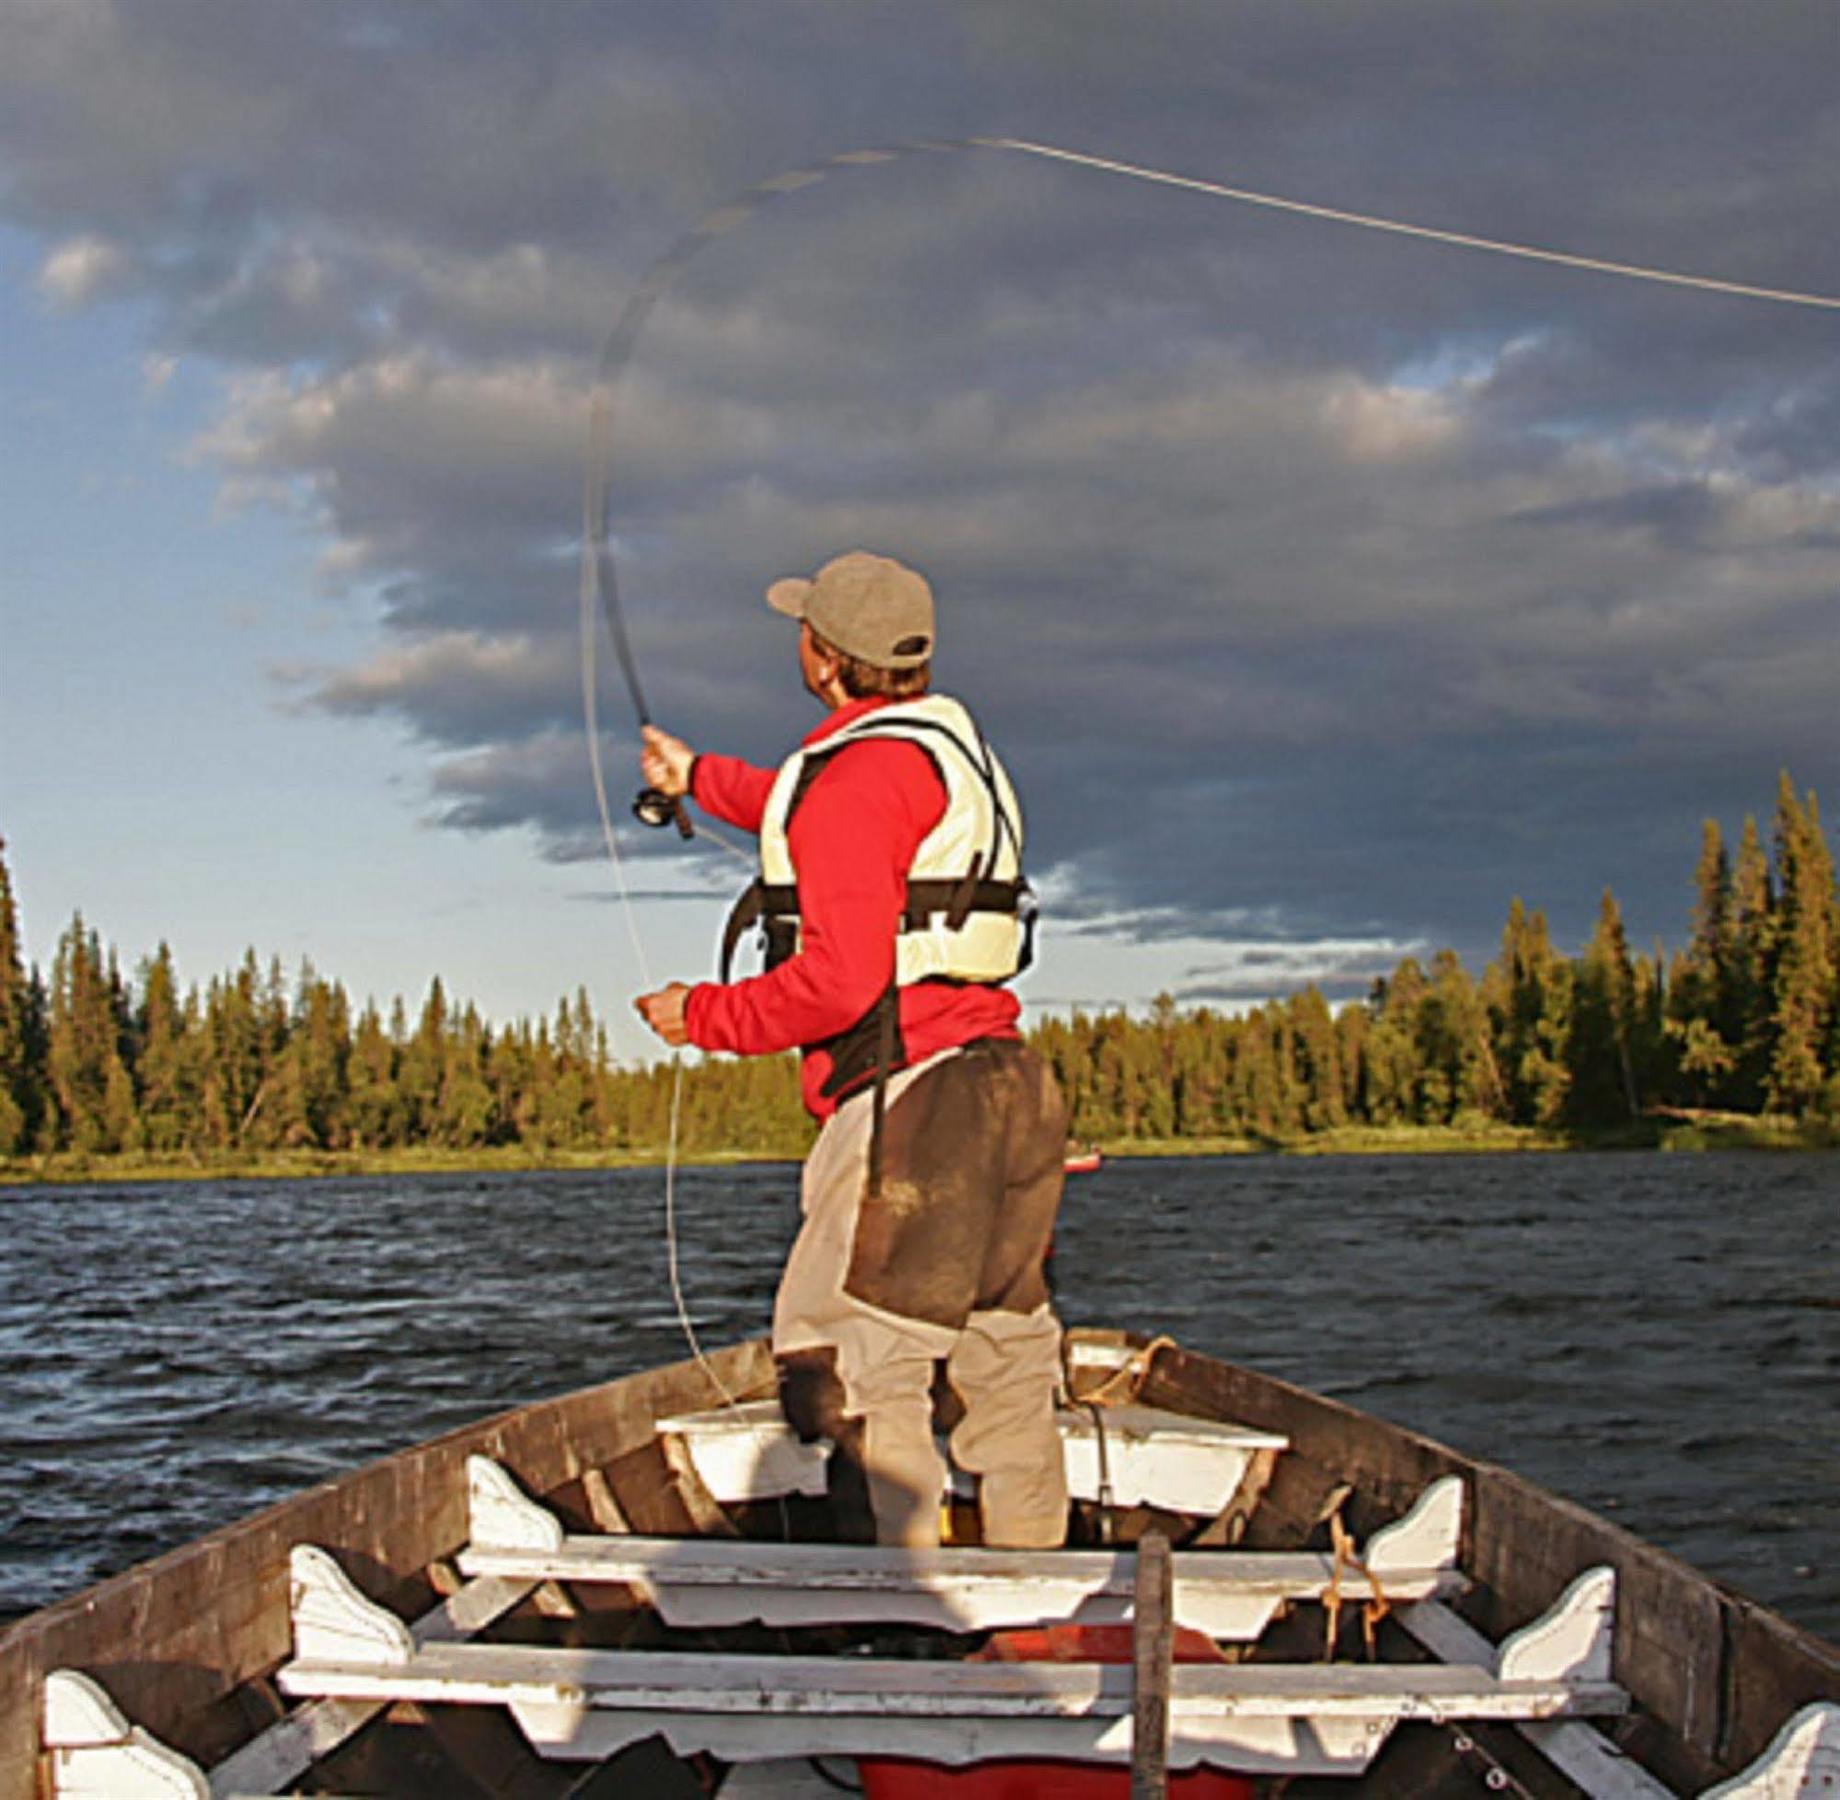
[1170,934,1426,1006]
[9,0,1840,993]
[36,234,129,308]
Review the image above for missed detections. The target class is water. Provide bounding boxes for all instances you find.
[1,1154,1835,1639]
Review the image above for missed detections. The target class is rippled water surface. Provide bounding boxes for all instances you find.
[2,1153,1835,1638]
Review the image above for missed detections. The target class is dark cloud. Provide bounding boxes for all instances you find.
[8,0,1840,997]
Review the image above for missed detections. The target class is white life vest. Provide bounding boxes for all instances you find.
[719,694,1034,990]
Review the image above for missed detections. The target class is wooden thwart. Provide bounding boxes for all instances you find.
[276,1540,1633,1778]
[653,1398,1290,1516]
[40,1570,537,1800]
[456,1456,1467,1638]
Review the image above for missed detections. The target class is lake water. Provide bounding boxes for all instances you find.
[1,1153,1835,1640]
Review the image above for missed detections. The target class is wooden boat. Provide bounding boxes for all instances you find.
[6,1328,1837,1797]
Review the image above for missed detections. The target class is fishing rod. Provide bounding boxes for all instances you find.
[580,134,1840,857]
[577,130,1840,1412]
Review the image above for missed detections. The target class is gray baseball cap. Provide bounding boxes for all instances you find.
[766,551,935,670]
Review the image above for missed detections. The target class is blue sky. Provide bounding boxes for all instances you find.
[3,3,1837,1064]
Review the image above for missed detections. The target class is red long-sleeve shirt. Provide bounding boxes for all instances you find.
[683,697,1021,1118]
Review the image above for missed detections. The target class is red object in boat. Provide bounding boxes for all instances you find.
[1063,1147,1103,1175]
[856,1623,1256,1799]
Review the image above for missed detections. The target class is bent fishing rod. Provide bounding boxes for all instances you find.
[581,135,1840,863]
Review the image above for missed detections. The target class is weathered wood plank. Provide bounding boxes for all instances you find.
[281,1640,1631,1719]
[1132,1532,1173,1800]
[456,1534,1464,1638]
[0,1339,775,1800]
[1397,1597,1674,1799]
[1130,1338,1840,1796]
[206,1570,536,1797]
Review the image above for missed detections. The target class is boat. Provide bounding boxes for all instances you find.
[1064,1145,1104,1175]
[7,1328,1838,1797]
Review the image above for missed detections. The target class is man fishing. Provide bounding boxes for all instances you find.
[633,550,1069,1550]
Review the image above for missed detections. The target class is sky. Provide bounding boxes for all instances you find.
[2,1,1837,1064]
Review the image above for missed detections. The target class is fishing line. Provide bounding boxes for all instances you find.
[580,131,1840,1401]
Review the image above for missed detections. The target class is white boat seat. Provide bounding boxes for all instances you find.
[276,1542,1631,1781]
[457,1456,1466,1639]
[40,1572,536,1800]
[653,1397,1289,1515]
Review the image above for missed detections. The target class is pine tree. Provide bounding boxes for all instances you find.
[1333,1002,1368,1122]
[1764,775,1836,1114]
[281,964,351,1147]
[397,978,448,1139]
[1728,814,1775,1108]
[1664,822,1739,1106]
[1569,889,1640,1126]
[438,1003,495,1147]
[135,943,192,1151]
[1420,949,1503,1124]
[46,914,137,1152]
[1286,987,1346,1130]
[1230,1007,1285,1138]
[1361,959,1426,1124]
[1486,899,1571,1126]
[346,1002,404,1147]
[0,838,33,1155]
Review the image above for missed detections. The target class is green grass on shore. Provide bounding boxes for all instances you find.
[0,1143,802,1187]
[4,1112,1832,1186]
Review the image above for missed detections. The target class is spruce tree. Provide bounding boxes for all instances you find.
[1569,889,1640,1126]
[1333,1002,1368,1121]
[1728,814,1776,1107]
[438,1002,494,1147]
[1421,949,1503,1124]
[397,978,448,1139]
[346,1002,403,1148]
[1486,899,1571,1126]
[0,838,33,1155]
[1286,987,1345,1130]
[1664,821,1738,1106]
[46,914,137,1152]
[1764,775,1836,1114]
[135,943,192,1151]
[1361,958,1427,1124]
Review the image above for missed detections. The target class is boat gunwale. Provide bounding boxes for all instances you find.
[2,1326,1834,1798]
[0,1336,774,1799]
[1132,1339,1840,1792]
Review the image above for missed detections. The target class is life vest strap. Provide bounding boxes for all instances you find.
[718,877,1032,983]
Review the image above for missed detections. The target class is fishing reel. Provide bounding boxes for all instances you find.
[633,786,695,838]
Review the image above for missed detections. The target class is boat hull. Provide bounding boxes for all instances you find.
[3,1329,1835,1797]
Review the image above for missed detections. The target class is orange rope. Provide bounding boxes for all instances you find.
[1322,1505,1392,1661]
[1083,1334,1179,1408]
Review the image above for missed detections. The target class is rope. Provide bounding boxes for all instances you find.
[1321,1505,1392,1662]
[1083,1334,1179,1409]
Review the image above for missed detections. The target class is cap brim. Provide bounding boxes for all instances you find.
[765,577,810,620]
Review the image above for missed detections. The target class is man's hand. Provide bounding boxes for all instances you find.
[641,725,695,800]
[635,982,693,1046]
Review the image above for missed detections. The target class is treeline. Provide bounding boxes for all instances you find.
[1038,770,1839,1140]
[0,769,1834,1163]
[0,844,806,1161]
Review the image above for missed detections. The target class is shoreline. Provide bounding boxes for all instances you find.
[3,1113,1833,1187]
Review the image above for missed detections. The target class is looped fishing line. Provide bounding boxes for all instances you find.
[580,132,1840,1404]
